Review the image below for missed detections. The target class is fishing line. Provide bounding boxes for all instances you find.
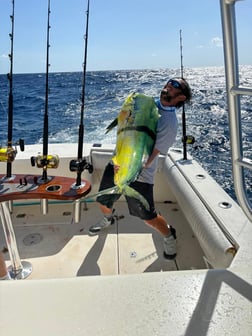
[0,100,7,115]
[70,0,93,187]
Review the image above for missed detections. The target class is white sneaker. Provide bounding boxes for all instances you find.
[89,216,115,236]
[163,226,177,260]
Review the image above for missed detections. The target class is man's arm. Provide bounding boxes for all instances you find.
[144,148,160,168]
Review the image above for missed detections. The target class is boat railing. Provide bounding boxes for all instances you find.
[220,0,252,221]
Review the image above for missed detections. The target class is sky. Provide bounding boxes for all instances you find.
[0,0,251,74]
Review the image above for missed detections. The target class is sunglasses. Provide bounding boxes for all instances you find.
[167,79,183,90]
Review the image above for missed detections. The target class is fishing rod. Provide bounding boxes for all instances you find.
[70,0,93,187]
[42,0,51,181]
[0,0,24,178]
[30,0,59,181]
[179,29,194,160]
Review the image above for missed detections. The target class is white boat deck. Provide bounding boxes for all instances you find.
[0,200,206,279]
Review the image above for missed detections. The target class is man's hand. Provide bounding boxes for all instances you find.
[143,148,160,169]
[114,164,120,173]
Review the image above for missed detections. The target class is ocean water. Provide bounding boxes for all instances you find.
[0,66,251,203]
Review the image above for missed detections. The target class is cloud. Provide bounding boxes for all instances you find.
[211,37,223,48]
[1,54,8,58]
[195,36,223,50]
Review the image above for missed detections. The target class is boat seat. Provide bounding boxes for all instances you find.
[163,153,236,268]
[90,149,113,170]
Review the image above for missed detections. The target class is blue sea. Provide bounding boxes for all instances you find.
[0,66,251,203]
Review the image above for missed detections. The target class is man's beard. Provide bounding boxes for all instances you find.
[160,90,172,102]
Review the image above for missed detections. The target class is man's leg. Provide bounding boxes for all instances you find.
[145,215,177,260]
[88,204,116,236]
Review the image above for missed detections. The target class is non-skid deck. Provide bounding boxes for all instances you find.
[0,200,206,280]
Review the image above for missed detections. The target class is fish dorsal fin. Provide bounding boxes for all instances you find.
[105,118,118,134]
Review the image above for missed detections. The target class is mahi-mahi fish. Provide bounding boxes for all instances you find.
[86,92,159,208]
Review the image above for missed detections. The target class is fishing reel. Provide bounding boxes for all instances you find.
[0,139,25,162]
[31,154,59,169]
[69,158,93,174]
[0,147,17,163]
[182,135,195,145]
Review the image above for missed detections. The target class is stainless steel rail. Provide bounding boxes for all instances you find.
[0,202,32,279]
[220,0,252,221]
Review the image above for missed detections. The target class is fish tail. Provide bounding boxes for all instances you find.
[123,185,150,210]
[85,184,149,211]
[84,186,121,202]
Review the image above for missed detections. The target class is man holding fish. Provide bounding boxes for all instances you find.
[88,78,192,260]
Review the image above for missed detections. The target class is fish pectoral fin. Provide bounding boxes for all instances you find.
[84,186,121,202]
[123,185,150,211]
[105,118,118,134]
